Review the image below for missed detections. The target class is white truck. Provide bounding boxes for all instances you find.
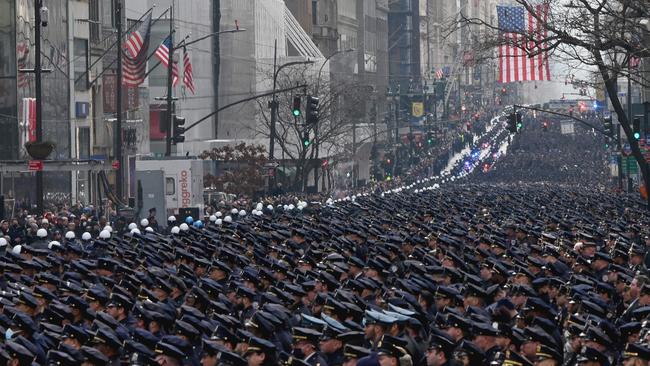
[135,158,205,221]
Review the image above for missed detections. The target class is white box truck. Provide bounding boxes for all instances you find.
[136,158,205,218]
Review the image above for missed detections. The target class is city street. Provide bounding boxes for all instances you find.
[1,0,650,365]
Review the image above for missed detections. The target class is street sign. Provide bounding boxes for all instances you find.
[112,160,120,170]
[623,144,632,156]
[263,161,280,169]
[622,156,639,173]
[412,102,424,117]
[28,160,43,171]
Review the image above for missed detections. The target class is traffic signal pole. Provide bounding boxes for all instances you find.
[165,5,174,157]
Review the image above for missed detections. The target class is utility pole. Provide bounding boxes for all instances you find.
[165,5,175,156]
[628,62,633,193]
[34,0,44,213]
[213,0,221,138]
[115,0,124,199]
[268,39,278,193]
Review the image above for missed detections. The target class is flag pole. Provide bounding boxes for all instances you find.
[115,0,124,200]
[165,5,175,157]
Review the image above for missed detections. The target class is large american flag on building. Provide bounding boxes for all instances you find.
[497,4,551,83]
[122,13,152,87]
[155,36,179,87]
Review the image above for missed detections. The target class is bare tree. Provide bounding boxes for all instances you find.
[456,0,650,207]
[253,65,376,191]
[200,143,268,197]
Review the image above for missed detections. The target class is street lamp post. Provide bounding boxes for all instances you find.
[267,45,313,192]
[313,48,355,190]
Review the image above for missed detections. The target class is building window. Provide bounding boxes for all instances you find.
[74,38,89,91]
[165,177,175,195]
[78,127,90,159]
[312,0,317,25]
[89,0,100,43]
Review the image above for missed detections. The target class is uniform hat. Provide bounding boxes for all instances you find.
[292,327,322,345]
[90,327,122,350]
[244,336,276,355]
[502,350,534,366]
[343,345,371,360]
[576,347,609,365]
[80,346,109,365]
[62,324,89,344]
[376,335,408,359]
[46,350,79,365]
[1,341,34,364]
[622,343,650,361]
[154,339,185,360]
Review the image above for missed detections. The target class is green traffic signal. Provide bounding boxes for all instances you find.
[293,109,301,117]
[427,139,433,144]
[634,132,641,140]
[303,139,310,147]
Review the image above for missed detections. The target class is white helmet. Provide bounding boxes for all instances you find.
[12,245,21,255]
[215,212,222,218]
[103,226,113,233]
[255,210,263,216]
[168,216,176,222]
[41,219,49,224]
[239,210,246,217]
[209,215,217,222]
[128,223,137,230]
[140,219,149,227]
[48,241,61,250]
[37,228,48,238]
[179,223,189,231]
[215,219,223,225]
[0,238,7,247]
[267,205,274,211]
[65,231,76,240]
[130,228,141,235]
[99,230,111,239]
[231,208,238,215]
[256,203,263,211]
[145,227,154,233]
[224,216,232,223]
[170,226,180,234]
[81,232,92,241]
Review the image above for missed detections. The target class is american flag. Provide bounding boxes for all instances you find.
[497,4,551,83]
[122,13,152,87]
[435,68,445,79]
[155,36,179,87]
[16,41,30,88]
[183,47,195,94]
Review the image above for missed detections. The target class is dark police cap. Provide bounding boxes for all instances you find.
[154,339,185,360]
[622,343,650,361]
[244,336,276,355]
[376,335,408,358]
[502,350,534,366]
[80,346,109,365]
[106,293,133,310]
[62,324,89,344]
[576,346,609,365]
[292,327,322,345]
[47,350,79,365]
[91,327,122,350]
[343,345,371,360]
[1,341,34,364]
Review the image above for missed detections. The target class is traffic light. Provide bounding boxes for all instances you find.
[306,96,320,125]
[516,112,523,130]
[172,116,185,144]
[507,113,517,133]
[292,96,301,117]
[603,116,613,137]
[633,117,641,140]
[302,130,311,147]
[426,131,434,145]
